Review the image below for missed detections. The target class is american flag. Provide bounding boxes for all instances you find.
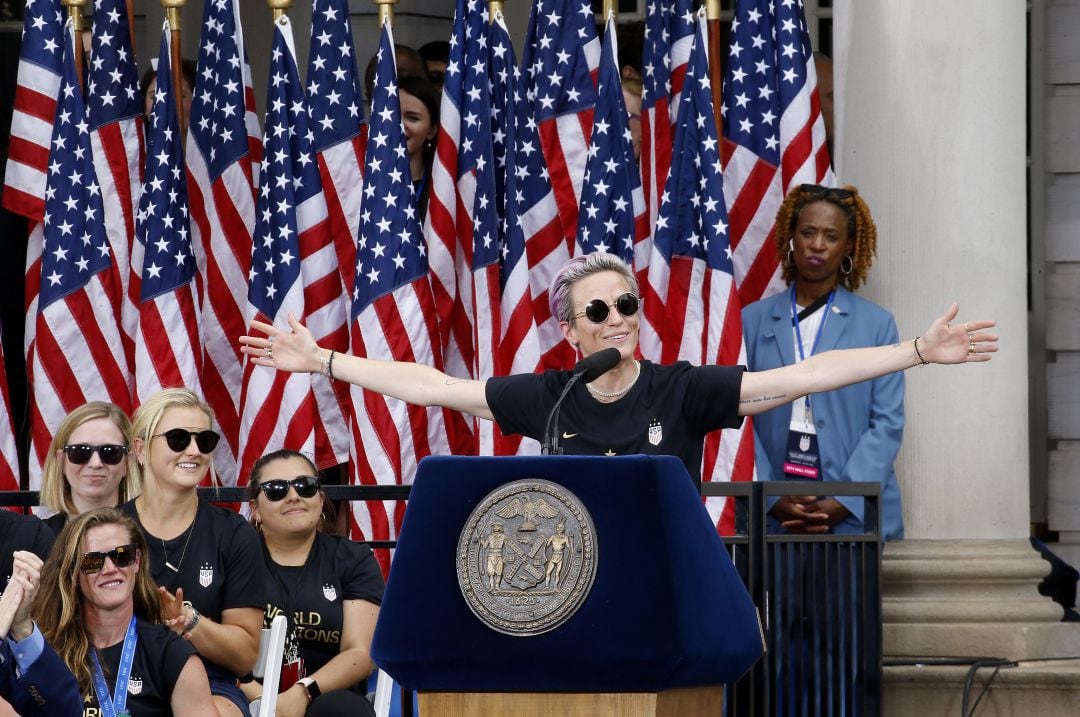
[0,329,22,496]
[186,0,262,486]
[238,15,348,482]
[425,0,506,454]
[87,0,143,372]
[721,0,833,306]
[645,11,754,534]
[637,0,694,357]
[490,10,543,455]
[30,20,132,487]
[575,15,647,265]
[131,21,202,407]
[5,0,64,474]
[516,0,588,371]
[3,0,63,221]
[347,21,452,572]
[307,0,366,306]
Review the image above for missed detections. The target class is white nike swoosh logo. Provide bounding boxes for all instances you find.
[562,432,578,439]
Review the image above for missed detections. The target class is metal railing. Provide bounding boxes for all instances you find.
[2,479,880,717]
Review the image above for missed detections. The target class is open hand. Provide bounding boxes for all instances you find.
[918,303,997,364]
[239,313,322,374]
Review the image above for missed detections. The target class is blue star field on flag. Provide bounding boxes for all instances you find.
[136,26,195,301]
[40,22,112,309]
[248,17,319,320]
[307,0,365,152]
[488,12,522,283]
[576,17,640,263]
[190,0,254,179]
[642,0,695,113]
[86,0,141,130]
[352,22,428,318]
[528,0,596,126]
[19,0,63,80]
[722,0,815,165]
[652,13,733,272]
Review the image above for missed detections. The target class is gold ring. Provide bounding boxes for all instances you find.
[968,339,976,354]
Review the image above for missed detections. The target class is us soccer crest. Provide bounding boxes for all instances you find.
[647,419,662,446]
[322,583,337,601]
[128,676,143,695]
[199,563,214,588]
[799,434,811,452]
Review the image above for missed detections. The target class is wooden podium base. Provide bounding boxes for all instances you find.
[418,684,725,716]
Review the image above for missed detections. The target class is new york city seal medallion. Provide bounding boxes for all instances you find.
[457,479,597,636]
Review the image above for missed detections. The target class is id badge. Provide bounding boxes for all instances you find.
[784,429,820,479]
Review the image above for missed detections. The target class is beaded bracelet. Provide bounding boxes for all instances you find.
[323,349,336,380]
[913,337,930,366]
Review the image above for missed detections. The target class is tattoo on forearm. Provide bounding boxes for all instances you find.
[739,394,788,404]
[445,378,469,386]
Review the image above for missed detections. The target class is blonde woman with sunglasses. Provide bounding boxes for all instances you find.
[242,252,998,485]
[33,508,216,716]
[40,402,139,535]
[122,389,269,717]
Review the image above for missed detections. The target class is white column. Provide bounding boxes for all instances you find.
[833,0,1078,674]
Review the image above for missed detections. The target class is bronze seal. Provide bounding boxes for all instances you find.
[457,479,597,636]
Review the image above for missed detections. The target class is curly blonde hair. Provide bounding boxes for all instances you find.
[773,183,878,292]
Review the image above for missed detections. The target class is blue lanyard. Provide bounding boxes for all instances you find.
[790,286,835,362]
[90,616,138,717]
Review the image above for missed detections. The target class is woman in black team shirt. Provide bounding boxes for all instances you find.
[122,388,268,717]
[243,449,383,717]
[241,252,998,484]
[34,508,216,716]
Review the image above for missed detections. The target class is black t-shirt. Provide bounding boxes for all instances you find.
[486,360,745,484]
[264,533,384,684]
[0,511,55,592]
[121,499,269,681]
[81,617,195,717]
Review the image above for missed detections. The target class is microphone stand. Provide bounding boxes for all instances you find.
[541,372,585,455]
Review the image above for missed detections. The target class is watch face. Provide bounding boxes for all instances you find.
[306,680,321,700]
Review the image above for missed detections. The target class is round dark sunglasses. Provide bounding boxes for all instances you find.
[63,444,128,466]
[572,292,640,324]
[80,543,139,574]
[258,475,321,502]
[153,428,221,454]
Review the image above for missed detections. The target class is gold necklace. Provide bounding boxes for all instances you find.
[586,361,640,399]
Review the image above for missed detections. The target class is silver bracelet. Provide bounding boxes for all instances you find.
[183,606,201,634]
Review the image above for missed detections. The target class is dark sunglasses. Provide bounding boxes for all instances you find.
[80,543,139,574]
[63,444,128,466]
[572,292,640,324]
[258,475,321,502]
[800,183,855,200]
[153,428,221,454]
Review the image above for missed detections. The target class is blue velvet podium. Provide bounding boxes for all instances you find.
[371,454,763,714]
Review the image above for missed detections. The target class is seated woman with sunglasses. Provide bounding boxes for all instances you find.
[33,508,216,716]
[241,450,383,717]
[241,252,998,484]
[40,402,139,535]
[121,389,269,717]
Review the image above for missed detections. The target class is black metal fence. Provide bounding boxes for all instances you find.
[1,479,881,717]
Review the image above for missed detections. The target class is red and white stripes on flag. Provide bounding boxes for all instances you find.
[186,0,262,486]
[721,0,834,306]
[0,331,22,497]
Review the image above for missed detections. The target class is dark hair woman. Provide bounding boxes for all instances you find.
[242,450,383,717]
[397,74,439,218]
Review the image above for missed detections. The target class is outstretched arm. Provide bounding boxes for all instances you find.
[240,314,494,420]
[738,303,997,417]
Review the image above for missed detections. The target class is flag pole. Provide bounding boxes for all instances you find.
[268,0,293,21]
[162,0,188,139]
[603,0,615,22]
[127,0,136,55]
[61,0,88,85]
[705,0,723,137]
[372,0,397,28]
[488,0,504,22]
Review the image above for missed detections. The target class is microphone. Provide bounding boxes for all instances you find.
[542,348,622,455]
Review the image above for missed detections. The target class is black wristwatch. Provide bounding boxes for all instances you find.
[297,677,321,702]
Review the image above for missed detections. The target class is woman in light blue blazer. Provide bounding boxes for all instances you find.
[742,184,904,540]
